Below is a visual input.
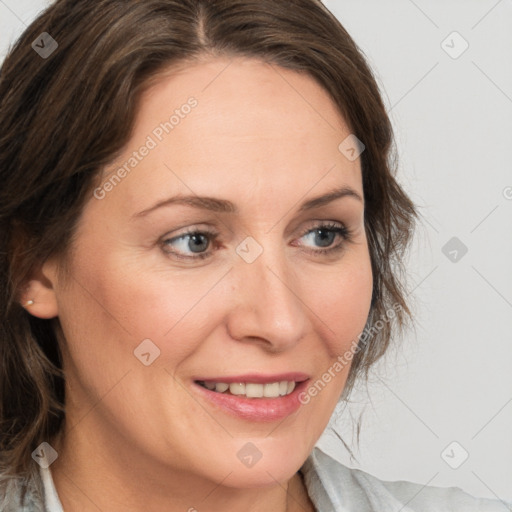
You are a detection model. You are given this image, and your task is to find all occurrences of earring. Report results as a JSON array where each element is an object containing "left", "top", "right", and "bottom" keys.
[{"left": 24, "top": 299, "right": 35, "bottom": 307}]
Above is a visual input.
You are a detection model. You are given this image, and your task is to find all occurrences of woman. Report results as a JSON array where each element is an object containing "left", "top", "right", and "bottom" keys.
[{"left": 0, "top": 0, "right": 509, "bottom": 510}]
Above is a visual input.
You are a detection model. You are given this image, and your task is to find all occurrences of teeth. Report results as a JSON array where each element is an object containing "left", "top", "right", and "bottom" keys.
[
  {"left": 263, "top": 382, "right": 280, "bottom": 397},
  {"left": 246, "top": 383, "right": 263, "bottom": 398},
  {"left": 201, "top": 380, "right": 297, "bottom": 398},
  {"left": 229, "top": 383, "right": 245, "bottom": 395},
  {"left": 215, "top": 382, "right": 229, "bottom": 393}
]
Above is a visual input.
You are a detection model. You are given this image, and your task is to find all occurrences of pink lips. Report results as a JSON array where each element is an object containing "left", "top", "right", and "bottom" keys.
[{"left": 192, "top": 372, "right": 310, "bottom": 422}]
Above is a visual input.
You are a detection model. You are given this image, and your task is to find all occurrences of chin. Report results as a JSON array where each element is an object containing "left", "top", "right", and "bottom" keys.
[
  {"left": 219, "top": 464, "right": 299, "bottom": 489},
  {"left": 204, "top": 441, "right": 309, "bottom": 488}
]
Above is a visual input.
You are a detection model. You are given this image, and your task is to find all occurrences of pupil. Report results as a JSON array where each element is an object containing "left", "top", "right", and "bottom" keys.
[
  {"left": 190, "top": 234, "right": 208, "bottom": 253},
  {"left": 316, "top": 229, "right": 334, "bottom": 248}
]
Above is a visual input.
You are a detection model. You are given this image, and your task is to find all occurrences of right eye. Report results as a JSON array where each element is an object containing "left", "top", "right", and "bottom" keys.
[{"left": 161, "top": 228, "right": 220, "bottom": 261}]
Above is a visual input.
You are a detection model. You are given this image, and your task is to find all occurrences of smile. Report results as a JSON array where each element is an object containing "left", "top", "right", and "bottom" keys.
[{"left": 192, "top": 373, "right": 310, "bottom": 422}]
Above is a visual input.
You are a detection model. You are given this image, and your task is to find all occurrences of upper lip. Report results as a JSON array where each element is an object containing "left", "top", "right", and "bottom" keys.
[{"left": 194, "top": 372, "right": 310, "bottom": 384}]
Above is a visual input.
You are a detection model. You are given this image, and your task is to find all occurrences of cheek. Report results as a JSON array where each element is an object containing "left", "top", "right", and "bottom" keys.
[
  {"left": 58, "top": 244, "right": 222, "bottom": 372},
  {"left": 302, "top": 255, "right": 373, "bottom": 356},
  {"left": 295, "top": 258, "right": 372, "bottom": 439}
]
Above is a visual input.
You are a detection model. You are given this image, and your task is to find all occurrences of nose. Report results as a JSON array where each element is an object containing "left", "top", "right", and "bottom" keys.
[{"left": 225, "top": 242, "right": 308, "bottom": 352}]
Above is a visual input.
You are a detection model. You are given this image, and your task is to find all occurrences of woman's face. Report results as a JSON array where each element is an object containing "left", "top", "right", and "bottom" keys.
[{"left": 43, "top": 57, "right": 373, "bottom": 488}]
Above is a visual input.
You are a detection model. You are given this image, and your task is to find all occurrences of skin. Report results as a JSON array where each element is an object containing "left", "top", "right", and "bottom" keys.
[{"left": 25, "top": 57, "right": 373, "bottom": 512}]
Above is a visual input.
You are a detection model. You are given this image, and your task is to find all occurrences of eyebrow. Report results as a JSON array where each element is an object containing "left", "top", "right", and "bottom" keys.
[{"left": 133, "top": 185, "right": 363, "bottom": 219}]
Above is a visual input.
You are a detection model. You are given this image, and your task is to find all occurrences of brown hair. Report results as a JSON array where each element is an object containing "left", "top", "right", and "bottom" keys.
[{"left": 0, "top": 0, "right": 417, "bottom": 499}]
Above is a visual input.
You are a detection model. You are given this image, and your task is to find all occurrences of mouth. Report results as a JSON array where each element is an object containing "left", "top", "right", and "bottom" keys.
[{"left": 192, "top": 373, "right": 310, "bottom": 422}]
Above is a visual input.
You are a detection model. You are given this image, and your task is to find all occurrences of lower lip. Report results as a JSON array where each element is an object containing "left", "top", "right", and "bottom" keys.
[{"left": 193, "top": 380, "right": 309, "bottom": 422}]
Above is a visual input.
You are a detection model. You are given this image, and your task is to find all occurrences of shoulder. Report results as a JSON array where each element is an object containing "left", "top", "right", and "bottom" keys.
[
  {"left": 0, "top": 466, "right": 46, "bottom": 512},
  {"left": 301, "top": 446, "right": 512, "bottom": 512}
]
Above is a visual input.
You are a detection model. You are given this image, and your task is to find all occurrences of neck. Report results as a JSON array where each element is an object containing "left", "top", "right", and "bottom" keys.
[{"left": 49, "top": 424, "right": 315, "bottom": 512}]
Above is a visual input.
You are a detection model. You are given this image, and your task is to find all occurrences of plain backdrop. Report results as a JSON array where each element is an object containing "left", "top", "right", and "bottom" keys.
[{"left": 1, "top": 0, "right": 511, "bottom": 503}]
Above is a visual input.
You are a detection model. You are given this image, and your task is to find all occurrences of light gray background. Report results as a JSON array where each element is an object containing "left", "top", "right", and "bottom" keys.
[{"left": 1, "top": 0, "right": 511, "bottom": 503}]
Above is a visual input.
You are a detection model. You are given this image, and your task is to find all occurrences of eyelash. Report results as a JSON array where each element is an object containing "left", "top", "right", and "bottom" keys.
[{"left": 161, "top": 222, "right": 354, "bottom": 262}]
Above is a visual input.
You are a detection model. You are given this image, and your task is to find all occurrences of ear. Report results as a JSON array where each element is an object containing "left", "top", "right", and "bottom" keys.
[{"left": 20, "top": 260, "right": 60, "bottom": 319}]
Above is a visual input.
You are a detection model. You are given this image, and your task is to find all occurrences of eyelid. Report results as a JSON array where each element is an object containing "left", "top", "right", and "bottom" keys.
[
  {"left": 297, "top": 219, "right": 345, "bottom": 235},
  {"left": 161, "top": 219, "right": 347, "bottom": 243}
]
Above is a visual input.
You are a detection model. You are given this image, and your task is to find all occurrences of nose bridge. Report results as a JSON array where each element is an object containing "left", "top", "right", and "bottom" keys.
[{"left": 226, "top": 235, "right": 307, "bottom": 349}]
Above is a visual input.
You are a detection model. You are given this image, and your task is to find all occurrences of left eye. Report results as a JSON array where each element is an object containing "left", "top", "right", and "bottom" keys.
[
  {"left": 161, "top": 222, "right": 352, "bottom": 261},
  {"left": 300, "top": 225, "right": 342, "bottom": 249}
]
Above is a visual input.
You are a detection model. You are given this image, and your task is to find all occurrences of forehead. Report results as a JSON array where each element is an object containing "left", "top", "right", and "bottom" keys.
[
  {"left": 136, "top": 56, "right": 351, "bottom": 142},
  {"left": 99, "top": 57, "right": 363, "bottom": 214}
]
